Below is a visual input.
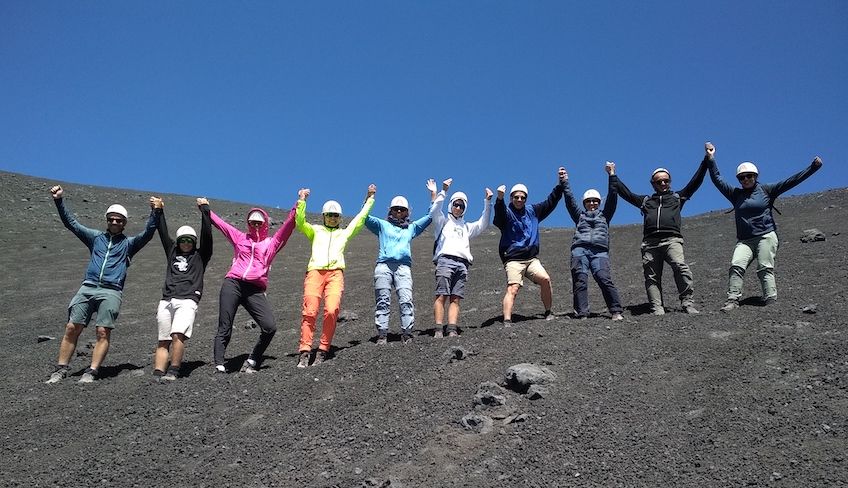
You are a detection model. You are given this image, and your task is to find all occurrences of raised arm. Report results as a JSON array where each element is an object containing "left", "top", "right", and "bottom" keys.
[
  {"left": 533, "top": 167, "right": 567, "bottom": 222},
  {"left": 345, "top": 184, "right": 377, "bottom": 239},
  {"left": 602, "top": 162, "right": 618, "bottom": 222},
  {"left": 467, "top": 187, "right": 493, "bottom": 238},
  {"left": 270, "top": 205, "right": 297, "bottom": 252},
  {"left": 560, "top": 168, "right": 581, "bottom": 224},
  {"left": 764, "top": 156, "right": 823, "bottom": 197},
  {"left": 50, "top": 185, "right": 100, "bottom": 247},
  {"left": 427, "top": 178, "right": 448, "bottom": 235},
  {"left": 127, "top": 197, "right": 162, "bottom": 257},
  {"left": 197, "top": 198, "right": 213, "bottom": 264},
  {"left": 678, "top": 151, "right": 710, "bottom": 199},
  {"left": 210, "top": 209, "right": 245, "bottom": 246},
  {"left": 155, "top": 197, "right": 174, "bottom": 254},
  {"left": 612, "top": 171, "right": 646, "bottom": 208},
  {"left": 295, "top": 188, "right": 315, "bottom": 241},
  {"left": 493, "top": 185, "right": 507, "bottom": 230},
  {"left": 704, "top": 142, "right": 735, "bottom": 200}
]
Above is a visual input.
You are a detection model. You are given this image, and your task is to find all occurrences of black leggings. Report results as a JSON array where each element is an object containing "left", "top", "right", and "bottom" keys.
[{"left": 213, "top": 278, "right": 277, "bottom": 366}]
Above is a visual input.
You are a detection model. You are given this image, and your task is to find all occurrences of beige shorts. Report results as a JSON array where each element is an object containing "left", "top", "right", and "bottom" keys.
[
  {"left": 504, "top": 258, "right": 548, "bottom": 286},
  {"left": 156, "top": 298, "right": 198, "bottom": 340}
]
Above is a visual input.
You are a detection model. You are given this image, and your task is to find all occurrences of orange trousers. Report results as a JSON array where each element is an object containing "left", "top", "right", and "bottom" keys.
[{"left": 299, "top": 269, "right": 345, "bottom": 353}]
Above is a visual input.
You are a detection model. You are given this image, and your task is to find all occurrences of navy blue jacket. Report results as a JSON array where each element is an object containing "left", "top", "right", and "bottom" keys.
[
  {"left": 707, "top": 158, "right": 820, "bottom": 240},
  {"left": 563, "top": 176, "right": 617, "bottom": 251},
  {"left": 493, "top": 182, "right": 564, "bottom": 263}
]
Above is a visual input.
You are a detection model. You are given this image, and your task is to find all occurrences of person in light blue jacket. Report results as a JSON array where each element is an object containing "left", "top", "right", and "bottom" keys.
[{"left": 365, "top": 192, "right": 433, "bottom": 344}]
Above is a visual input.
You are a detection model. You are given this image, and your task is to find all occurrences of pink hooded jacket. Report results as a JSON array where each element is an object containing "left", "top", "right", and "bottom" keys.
[{"left": 210, "top": 206, "right": 296, "bottom": 290}]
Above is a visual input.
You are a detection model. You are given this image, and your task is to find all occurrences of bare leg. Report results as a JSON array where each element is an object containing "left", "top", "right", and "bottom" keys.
[
  {"left": 170, "top": 333, "right": 187, "bottom": 368},
  {"left": 447, "top": 296, "right": 461, "bottom": 324},
  {"left": 434, "top": 295, "right": 446, "bottom": 325},
  {"left": 530, "top": 273, "right": 553, "bottom": 311},
  {"left": 89, "top": 326, "right": 111, "bottom": 370},
  {"left": 154, "top": 340, "right": 171, "bottom": 372},
  {"left": 57, "top": 322, "right": 85, "bottom": 365},
  {"left": 502, "top": 284, "right": 521, "bottom": 321}
]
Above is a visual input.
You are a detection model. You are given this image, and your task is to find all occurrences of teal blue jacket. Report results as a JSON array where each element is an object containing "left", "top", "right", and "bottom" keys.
[{"left": 365, "top": 213, "right": 432, "bottom": 266}]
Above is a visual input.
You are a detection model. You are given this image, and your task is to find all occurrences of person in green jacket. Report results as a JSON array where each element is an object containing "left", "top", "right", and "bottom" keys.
[{"left": 295, "top": 184, "right": 376, "bottom": 367}]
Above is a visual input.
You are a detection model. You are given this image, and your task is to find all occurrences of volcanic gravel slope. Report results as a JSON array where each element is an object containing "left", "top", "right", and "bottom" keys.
[{"left": 1, "top": 170, "right": 846, "bottom": 487}]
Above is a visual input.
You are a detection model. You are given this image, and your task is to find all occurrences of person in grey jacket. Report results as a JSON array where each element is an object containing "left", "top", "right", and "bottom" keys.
[
  {"left": 45, "top": 185, "right": 161, "bottom": 384},
  {"left": 562, "top": 162, "right": 624, "bottom": 321},
  {"left": 704, "top": 142, "right": 823, "bottom": 311}
]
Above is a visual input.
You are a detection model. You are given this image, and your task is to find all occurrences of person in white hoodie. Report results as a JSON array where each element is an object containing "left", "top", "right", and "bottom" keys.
[{"left": 427, "top": 178, "right": 493, "bottom": 337}]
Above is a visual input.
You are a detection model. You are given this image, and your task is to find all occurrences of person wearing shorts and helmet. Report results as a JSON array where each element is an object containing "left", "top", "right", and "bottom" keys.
[
  {"left": 703, "top": 142, "right": 823, "bottom": 311},
  {"left": 152, "top": 197, "right": 213, "bottom": 381},
  {"left": 294, "top": 184, "right": 376, "bottom": 367},
  {"left": 561, "top": 162, "right": 624, "bottom": 321},
  {"left": 45, "top": 185, "right": 161, "bottom": 384},
  {"left": 427, "top": 177, "right": 493, "bottom": 337},
  {"left": 493, "top": 167, "right": 567, "bottom": 325}
]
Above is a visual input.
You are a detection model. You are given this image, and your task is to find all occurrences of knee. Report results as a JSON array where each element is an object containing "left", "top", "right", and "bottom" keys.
[
  {"left": 505, "top": 285, "right": 520, "bottom": 297},
  {"left": 95, "top": 327, "right": 111, "bottom": 341}
]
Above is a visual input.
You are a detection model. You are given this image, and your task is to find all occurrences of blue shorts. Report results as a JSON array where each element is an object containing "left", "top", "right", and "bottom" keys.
[
  {"left": 68, "top": 284, "right": 123, "bottom": 328},
  {"left": 434, "top": 255, "right": 469, "bottom": 298}
]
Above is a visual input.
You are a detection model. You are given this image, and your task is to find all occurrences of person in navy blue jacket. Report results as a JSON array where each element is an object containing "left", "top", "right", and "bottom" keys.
[
  {"left": 493, "top": 167, "right": 567, "bottom": 325},
  {"left": 45, "top": 185, "right": 161, "bottom": 384},
  {"left": 562, "top": 162, "right": 624, "bottom": 321},
  {"left": 704, "top": 142, "right": 823, "bottom": 311}
]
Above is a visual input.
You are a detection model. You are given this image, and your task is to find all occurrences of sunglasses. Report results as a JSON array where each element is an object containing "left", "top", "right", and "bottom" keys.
[
  {"left": 512, "top": 195, "right": 527, "bottom": 201},
  {"left": 324, "top": 213, "right": 340, "bottom": 218},
  {"left": 390, "top": 206, "right": 408, "bottom": 212},
  {"left": 737, "top": 173, "right": 756, "bottom": 181},
  {"left": 248, "top": 221, "right": 263, "bottom": 227},
  {"left": 177, "top": 237, "right": 195, "bottom": 244},
  {"left": 652, "top": 179, "right": 670, "bottom": 185},
  {"left": 106, "top": 217, "right": 126, "bottom": 224},
  {"left": 452, "top": 202, "right": 466, "bottom": 209},
  {"left": 584, "top": 199, "right": 601, "bottom": 204}
]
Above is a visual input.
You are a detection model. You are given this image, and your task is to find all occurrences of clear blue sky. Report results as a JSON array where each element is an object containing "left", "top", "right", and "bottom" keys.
[{"left": 2, "top": 1, "right": 845, "bottom": 226}]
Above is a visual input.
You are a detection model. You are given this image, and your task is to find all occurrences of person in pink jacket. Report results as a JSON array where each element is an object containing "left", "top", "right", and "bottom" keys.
[{"left": 210, "top": 204, "right": 296, "bottom": 373}]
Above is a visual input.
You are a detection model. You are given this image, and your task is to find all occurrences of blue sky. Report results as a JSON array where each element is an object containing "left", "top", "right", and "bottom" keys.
[{"left": 2, "top": 1, "right": 845, "bottom": 226}]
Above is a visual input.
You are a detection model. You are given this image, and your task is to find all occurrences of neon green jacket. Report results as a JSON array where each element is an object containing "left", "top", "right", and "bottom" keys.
[{"left": 296, "top": 196, "right": 375, "bottom": 271}]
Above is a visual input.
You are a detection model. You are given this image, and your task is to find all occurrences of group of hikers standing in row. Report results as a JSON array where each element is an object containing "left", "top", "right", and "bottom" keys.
[{"left": 44, "top": 143, "right": 822, "bottom": 383}]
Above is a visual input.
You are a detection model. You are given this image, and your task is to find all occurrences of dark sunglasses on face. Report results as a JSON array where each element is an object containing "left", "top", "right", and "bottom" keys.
[
  {"left": 107, "top": 217, "right": 126, "bottom": 224},
  {"left": 248, "top": 221, "right": 263, "bottom": 227},
  {"left": 652, "top": 179, "right": 670, "bottom": 185},
  {"left": 324, "top": 213, "right": 340, "bottom": 218},
  {"left": 452, "top": 202, "right": 465, "bottom": 209},
  {"left": 390, "top": 206, "right": 408, "bottom": 212},
  {"left": 737, "top": 173, "right": 756, "bottom": 181},
  {"left": 512, "top": 195, "right": 526, "bottom": 201},
  {"left": 177, "top": 237, "right": 195, "bottom": 244},
  {"left": 585, "top": 199, "right": 600, "bottom": 204}
]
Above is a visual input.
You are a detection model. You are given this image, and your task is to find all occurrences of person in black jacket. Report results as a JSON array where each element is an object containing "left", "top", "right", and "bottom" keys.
[
  {"left": 153, "top": 197, "right": 213, "bottom": 381},
  {"left": 614, "top": 148, "right": 709, "bottom": 315}
]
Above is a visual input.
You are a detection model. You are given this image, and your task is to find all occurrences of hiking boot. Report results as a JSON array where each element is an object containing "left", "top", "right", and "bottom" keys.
[
  {"left": 447, "top": 329, "right": 459, "bottom": 337},
  {"left": 78, "top": 368, "right": 97, "bottom": 384},
  {"left": 544, "top": 310, "right": 555, "bottom": 321},
  {"left": 610, "top": 312, "right": 624, "bottom": 321},
  {"left": 651, "top": 307, "right": 666, "bottom": 316},
  {"left": 297, "top": 352, "right": 310, "bottom": 368},
  {"left": 161, "top": 366, "right": 179, "bottom": 381},
  {"left": 401, "top": 334, "right": 413, "bottom": 345},
  {"left": 433, "top": 328, "right": 444, "bottom": 339},
  {"left": 312, "top": 350, "right": 326, "bottom": 366},
  {"left": 721, "top": 300, "right": 739, "bottom": 312},
  {"left": 45, "top": 366, "right": 69, "bottom": 384},
  {"left": 503, "top": 319, "right": 512, "bottom": 328},
  {"left": 376, "top": 335, "right": 388, "bottom": 346},
  {"left": 240, "top": 359, "right": 258, "bottom": 374},
  {"left": 215, "top": 364, "right": 227, "bottom": 374},
  {"left": 763, "top": 297, "right": 777, "bottom": 306},
  {"left": 683, "top": 304, "right": 700, "bottom": 314}
]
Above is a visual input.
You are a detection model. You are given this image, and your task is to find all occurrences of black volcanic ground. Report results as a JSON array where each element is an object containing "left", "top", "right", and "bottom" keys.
[{"left": 1, "top": 170, "right": 846, "bottom": 487}]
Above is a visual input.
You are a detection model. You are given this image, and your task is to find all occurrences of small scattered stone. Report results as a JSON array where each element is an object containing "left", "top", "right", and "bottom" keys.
[
  {"left": 37, "top": 335, "right": 55, "bottom": 343},
  {"left": 338, "top": 310, "right": 358, "bottom": 323},
  {"left": 801, "top": 304, "right": 817, "bottom": 314},
  {"left": 800, "top": 229, "right": 826, "bottom": 243},
  {"left": 502, "top": 363, "right": 557, "bottom": 393},
  {"left": 460, "top": 414, "right": 493, "bottom": 434},
  {"left": 244, "top": 320, "right": 257, "bottom": 329},
  {"left": 526, "top": 385, "right": 550, "bottom": 400}
]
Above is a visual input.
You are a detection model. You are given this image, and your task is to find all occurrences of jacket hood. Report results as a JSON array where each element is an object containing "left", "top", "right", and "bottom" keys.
[
  {"left": 245, "top": 207, "right": 270, "bottom": 240},
  {"left": 449, "top": 192, "right": 468, "bottom": 218}
]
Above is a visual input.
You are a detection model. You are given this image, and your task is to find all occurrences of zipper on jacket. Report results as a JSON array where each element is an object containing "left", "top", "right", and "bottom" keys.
[
  {"left": 325, "top": 227, "right": 335, "bottom": 268},
  {"left": 98, "top": 235, "right": 113, "bottom": 284},
  {"left": 655, "top": 195, "right": 662, "bottom": 232},
  {"left": 242, "top": 241, "right": 255, "bottom": 280}
]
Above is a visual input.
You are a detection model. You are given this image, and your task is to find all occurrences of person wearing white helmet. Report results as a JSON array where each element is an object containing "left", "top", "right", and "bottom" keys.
[
  {"left": 614, "top": 146, "right": 710, "bottom": 315},
  {"left": 151, "top": 197, "right": 214, "bottom": 381},
  {"left": 45, "top": 185, "right": 161, "bottom": 384},
  {"left": 704, "top": 142, "right": 823, "bottom": 311},
  {"left": 493, "top": 167, "right": 567, "bottom": 325},
  {"left": 365, "top": 189, "right": 435, "bottom": 344},
  {"left": 427, "top": 177, "right": 493, "bottom": 337},
  {"left": 561, "top": 162, "right": 624, "bottom": 321},
  {"left": 294, "top": 184, "right": 376, "bottom": 367}
]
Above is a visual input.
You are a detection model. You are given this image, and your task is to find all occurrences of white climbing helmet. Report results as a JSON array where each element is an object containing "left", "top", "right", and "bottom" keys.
[
  {"left": 322, "top": 200, "right": 342, "bottom": 215},
  {"left": 736, "top": 162, "right": 759, "bottom": 176},
  {"left": 105, "top": 204, "right": 128, "bottom": 220},
  {"left": 582, "top": 189, "right": 601, "bottom": 202},
  {"left": 176, "top": 226, "right": 197, "bottom": 241},
  {"left": 389, "top": 196, "right": 409, "bottom": 210},
  {"left": 509, "top": 184, "right": 528, "bottom": 197}
]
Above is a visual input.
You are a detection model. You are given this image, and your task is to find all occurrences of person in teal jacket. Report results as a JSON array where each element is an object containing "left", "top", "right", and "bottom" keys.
[
  {"left": 704, "top": 142, "right": 823, "bottom": 311},
  {"left": 365, "top": 191, "right": 433, "bottom": 344}
]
